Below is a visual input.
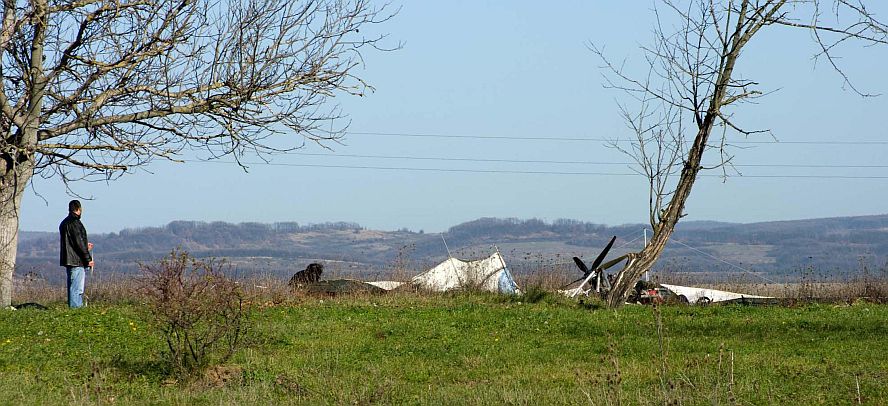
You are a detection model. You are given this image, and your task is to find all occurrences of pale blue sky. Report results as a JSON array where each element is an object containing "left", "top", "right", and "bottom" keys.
[{"left": 20, "top": 1, "right": 888, "bottom": 233}]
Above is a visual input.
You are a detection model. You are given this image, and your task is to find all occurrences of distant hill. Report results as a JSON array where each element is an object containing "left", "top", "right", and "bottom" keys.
[
  {"left": 16, "top": 215, "right": 888, "bottom": 284},
  {"left": 18, "top": 231, "right": 55, "bottom": 242}
]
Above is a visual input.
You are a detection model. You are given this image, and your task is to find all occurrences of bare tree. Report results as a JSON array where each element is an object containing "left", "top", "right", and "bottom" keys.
[
  {"left": 0, "top": 0, "right": 396, "bottom": 307},
  {"left": 593, "top": 0, "right": 888, "bottom": 307}
]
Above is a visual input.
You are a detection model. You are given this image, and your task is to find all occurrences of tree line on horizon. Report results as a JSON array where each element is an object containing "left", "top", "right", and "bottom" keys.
[{"left": 14, "top": 215, "right": 888, "bottom": 285}]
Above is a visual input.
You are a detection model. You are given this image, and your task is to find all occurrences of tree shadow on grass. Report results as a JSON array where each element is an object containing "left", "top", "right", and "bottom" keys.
[{"left": 106, "top": 356, "right": 170, "bottom": 383}]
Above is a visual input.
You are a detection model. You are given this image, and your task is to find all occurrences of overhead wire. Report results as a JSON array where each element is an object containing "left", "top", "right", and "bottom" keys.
[
  {"left": 174, "top": 131, "right": 882, "bottom": 280},
  {"left": 183, "top": 160, "right": 636, "bottom": 176},
  {"left": 347, "top": 131, "right": 888, "bottom": 145},
  {"left": 547, "top": 230, "right": 647, "bottom": 266},
  {"left": 184, "top": 159, "right": 888, "bottom": 179},
  {"left": 542, "top": 229, "right": 782, "bottom": 285},
  {"left": 173, "top": 129, "right": 888, "bottom": 179},
  {"left": 167, "top": 128, "right": 888, "bottom": 178},
  {"left": 287, "top": 151, "right": 888, "bottom": 169},
  {"left": 667, "top": 237, "right": 779, "bottom": 284},
  {"left": 180, "top": 154, "right": 859, "bottom": 282}
]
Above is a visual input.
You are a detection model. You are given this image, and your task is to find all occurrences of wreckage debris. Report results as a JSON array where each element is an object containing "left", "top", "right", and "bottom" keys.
[
  {"left": 560, "top": 237, "right": 772, "bottom": 305},
  {"left": 659, "top": 284, "right": 772, "bottom": 305},
  {"left": 303, "top": 279, "right": 388, "bottom": 296},
  {"left": 291, "top": 251, "right": 522, "bottom": 296},
  {"left": 288, "top": 262, "right": 389, "bottom": 296},
  {"left": 283, "top": 245, "right": 768, "bottom": 304},
  {"left": 408, "top": 251, "right": 520, "bottom": 294}
]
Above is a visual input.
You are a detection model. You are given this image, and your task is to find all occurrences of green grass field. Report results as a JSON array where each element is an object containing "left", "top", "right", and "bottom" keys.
[{"left": 1, "top": 293, "right": 886, "bottom": 405}]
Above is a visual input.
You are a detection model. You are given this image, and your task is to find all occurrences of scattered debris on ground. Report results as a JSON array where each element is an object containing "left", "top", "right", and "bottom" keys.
[{"left": 303, "top": 279, "right": 388, "bottom": 296}]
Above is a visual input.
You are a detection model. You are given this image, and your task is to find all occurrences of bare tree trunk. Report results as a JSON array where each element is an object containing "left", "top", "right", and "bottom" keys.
[
  {"left": 598, "top": 1, "right": 888, "bottom": 307},
  {"left": 606, "top": 105, "right": 727, "bottom": 305},
  {"left": 1, "top": 13, "right": 42, "bottom": 305},
  {"left": 612, "top": 98, "right": 740, "bottom": 306},
  {"left": 0, "top": 162, "right": 32, "bottom": 308},
  {"left": 603, "top": 2, "right": 752, "bottom": 306},
  {"left": 0, "top": 0, "right": 47, "bottom": 307},
  {"left": 607, "top": 231, "right": 671, "bottom": 307}
]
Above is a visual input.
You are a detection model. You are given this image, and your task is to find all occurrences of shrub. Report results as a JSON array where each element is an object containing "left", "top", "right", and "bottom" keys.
[
  {"left": 517, "top": 284, "right": 549, "bottom": 304},
  {"left": 138, "top": 249, "right": 248, "bottom": 377}
]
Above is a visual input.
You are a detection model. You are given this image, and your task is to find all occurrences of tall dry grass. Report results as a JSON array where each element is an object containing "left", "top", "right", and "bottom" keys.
[{"left": 12, "top": 252, "right": 888, "bottom": 306}]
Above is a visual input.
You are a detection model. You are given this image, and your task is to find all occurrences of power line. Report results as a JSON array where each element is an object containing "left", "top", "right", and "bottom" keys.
[
  {"left": 348, "top": 131, "right": 888, "bottom": 145},
  {"left": 292, "top": 152, "right": 629, "bottom": 165},
  {"left": 348, "top": 131, "right": 612, "bottom": 142},
  {"left": 288, "top": 151, "right": 888, "bottom": 169},
  {"left": 184, "top": 160, "right": 636, "bottom": 176},
  {"left": 554, "top": 231, "right": 647, "bottom": 265},
  {"left": 615, "top": 232, "right": 646, "bottom": 250},
  {"left": 668, "top": 237, "right": 778, "bottom": 284},
  {"left": 185, "top": 159, "right": 888, "bottom": 179}
]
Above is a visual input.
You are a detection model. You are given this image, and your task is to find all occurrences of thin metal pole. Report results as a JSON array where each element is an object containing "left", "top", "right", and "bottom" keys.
[
  {"left": 493, "top": 245, "right": 516, "bottom": 293},
  {"left": 643, "top": 228, "right": 650, "bottom": 282},
  {"left": 441, "top": 235, "right": 453, "bottom": 258},
  {"left": 441, "top": 235, "right": 463, "bottom": 286}
]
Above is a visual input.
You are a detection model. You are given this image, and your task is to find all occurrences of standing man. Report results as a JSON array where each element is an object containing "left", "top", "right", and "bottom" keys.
[{"left": 60, "top": 200, "right": 93, "bottom": 308}]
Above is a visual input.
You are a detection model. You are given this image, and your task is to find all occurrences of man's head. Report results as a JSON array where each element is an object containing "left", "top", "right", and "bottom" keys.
[{"left": 68, "top": 200, "right": 82, "bottom": 215}]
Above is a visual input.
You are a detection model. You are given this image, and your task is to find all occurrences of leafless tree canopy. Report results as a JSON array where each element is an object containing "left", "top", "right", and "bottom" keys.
[
  {"left": 592, "top": 0, "right": 887, "bottom": 306},
  {"left": 1, "top": 0, "right": 393, "bottom": 183},
  {"left": 0, "top": 0, "right": 394, "bottom": 307}
]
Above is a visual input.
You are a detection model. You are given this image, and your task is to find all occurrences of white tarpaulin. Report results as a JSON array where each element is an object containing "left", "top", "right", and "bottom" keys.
[
  {"left": 661, "top": 284, "right": 771, "bottom": 303},
  {"left": 411, "top": 252, "right": 521, "bottom": 294},
  {"left": 366, "top": 281, "right": 404, "bottom": 291}
]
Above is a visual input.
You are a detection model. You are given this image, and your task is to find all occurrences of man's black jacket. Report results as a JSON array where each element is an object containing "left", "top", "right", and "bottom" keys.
[{"left": 59, "top": 212, "right": 91, "bottom": 267}]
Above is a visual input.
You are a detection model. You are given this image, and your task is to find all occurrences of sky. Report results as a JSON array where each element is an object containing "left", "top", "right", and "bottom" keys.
[{"left": 19, "top": 1, "right": 888, "bottom": 233}]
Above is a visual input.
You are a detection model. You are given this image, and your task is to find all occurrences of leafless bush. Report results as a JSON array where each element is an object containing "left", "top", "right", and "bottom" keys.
[
  {"left": 510, "top": 251, "right": 577, "bottom": 291},
  {"left": 87, "top": 273, "right": 144, "bottom": 305},
  {"left": 385, "top": 244, "right": 418, "bottom": 283},
  {"left": 12, "top": 268, "right": 60, "bottom": 304},
  {"left": 138, "top": 250, "right": 248, "bottom": 377},
  {"left": 242, "top": 273, "right": 300, "bottom": 307}
]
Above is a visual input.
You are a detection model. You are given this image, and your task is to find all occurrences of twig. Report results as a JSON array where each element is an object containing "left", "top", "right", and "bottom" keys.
[{"left": 856, "top": 374, "right": 862, "bottom": 404}]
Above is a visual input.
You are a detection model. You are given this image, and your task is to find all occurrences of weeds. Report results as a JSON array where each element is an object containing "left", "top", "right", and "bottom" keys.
[
  {"left": 518, "top": 284, "right": 549, "bottom": 304},
  {"left": 138, "top": 249, "right": 249, "bottom": 378}
]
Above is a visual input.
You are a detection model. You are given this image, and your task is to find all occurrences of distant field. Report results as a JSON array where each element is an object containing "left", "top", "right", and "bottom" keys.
[{"left": 1, "top": 293, "right": 886, "bottom": 405}]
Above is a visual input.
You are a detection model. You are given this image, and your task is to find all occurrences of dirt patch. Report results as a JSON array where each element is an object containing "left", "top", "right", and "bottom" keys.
[{"left": 199, "top": 365, "right": 243, "bottom": 388}]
